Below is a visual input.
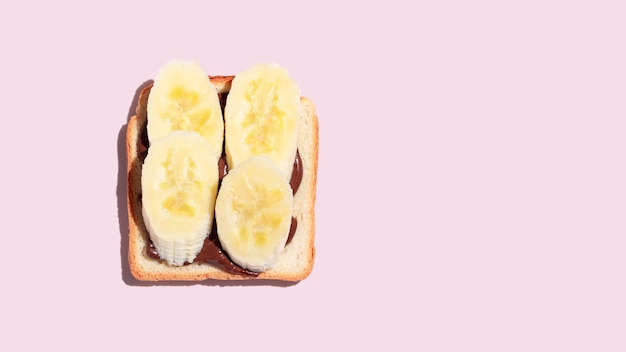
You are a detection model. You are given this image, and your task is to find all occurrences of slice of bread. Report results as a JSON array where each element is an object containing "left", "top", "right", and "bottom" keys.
[{"left": 126, "top": 75, "right": 318, "bottom": 281}]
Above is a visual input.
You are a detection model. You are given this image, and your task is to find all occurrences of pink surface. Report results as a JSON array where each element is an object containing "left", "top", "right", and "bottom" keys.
[{"left": 2, "top": 1, "right": 625, "bottom": 350}]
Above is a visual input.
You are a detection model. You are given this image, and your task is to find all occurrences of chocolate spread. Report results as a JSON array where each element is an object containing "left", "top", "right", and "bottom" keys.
[{"left": 139, "top": 90, "right": 303, "bottom": 277}]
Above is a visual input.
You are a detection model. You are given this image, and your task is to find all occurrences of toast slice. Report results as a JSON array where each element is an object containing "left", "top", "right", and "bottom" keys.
[{"left": 126, "top": 75, "right": 318, "bottom": 281}]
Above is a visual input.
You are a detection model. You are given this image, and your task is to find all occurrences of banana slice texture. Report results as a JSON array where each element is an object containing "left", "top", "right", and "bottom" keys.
[
  {"left": 224, "top": 63, "right": 300, "bottom": 180},
  {"left": 215, "top": 157, "right": 294, "bottom": 272},
  {"left": 147, "top": 60, "right": 224, "bottom": 155},
  {"left": 142, "top": 131, "right": 219, "bottom": 266}
]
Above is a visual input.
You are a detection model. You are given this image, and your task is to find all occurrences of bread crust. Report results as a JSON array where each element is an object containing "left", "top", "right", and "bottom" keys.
[{"left": 126, "top": 75, "right": 317, "bottom": 281}]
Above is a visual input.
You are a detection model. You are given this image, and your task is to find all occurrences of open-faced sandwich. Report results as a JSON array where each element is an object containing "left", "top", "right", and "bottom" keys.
[{"left": 126, "top": 61, "right": 318, "bottom": 281}]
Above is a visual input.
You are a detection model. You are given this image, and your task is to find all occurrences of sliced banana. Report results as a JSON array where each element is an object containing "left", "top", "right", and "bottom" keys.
[
  {"left": 224, "top": 63, "right": 300, "bottom": 179},
  {"left": 215, "top": 157, "right": 294, "bottom": 272},
  {"left": 147, "top": 60, "right": 224, "bottom": 155},
  {"left": 141, "top": 131, "right": 219, "bottom": 266}
]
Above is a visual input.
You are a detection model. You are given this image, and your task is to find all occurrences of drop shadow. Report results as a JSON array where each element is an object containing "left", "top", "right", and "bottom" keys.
[{"left": 116, "top": 80, "right": 298, "bottom": 288}]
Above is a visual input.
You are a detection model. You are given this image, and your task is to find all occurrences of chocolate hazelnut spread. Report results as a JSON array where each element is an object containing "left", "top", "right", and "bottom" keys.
[
  {"left": 147, "top": 220, "right": 258, "bottom": 277},
  {"left": 290, "top": 151, "right": 303, "bottom": 195},
  {"left": 139, "top": 89, "right": 302, "bottom": 277},
  {"left": 287, "top": 216, "right": 297, "bottom": 245}
]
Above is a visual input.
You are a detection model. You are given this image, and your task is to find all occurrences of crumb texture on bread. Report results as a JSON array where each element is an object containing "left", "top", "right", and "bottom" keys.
[{"left": 126, "top": 76, "right": 317, "bottom": 281}]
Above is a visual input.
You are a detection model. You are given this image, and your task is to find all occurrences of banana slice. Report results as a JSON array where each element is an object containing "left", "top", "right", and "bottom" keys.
[
  {"left": 141, "top": 131, "right": 219, "bottom": 266},
  {"left": 147, "top": 60, "right": 224, "bottom": 155},
  {"left": 215, "top": 157, "right": 294, "bottom": 272},
  {"left": 224, "top": 63, "right": 300, "bottom": 179}
]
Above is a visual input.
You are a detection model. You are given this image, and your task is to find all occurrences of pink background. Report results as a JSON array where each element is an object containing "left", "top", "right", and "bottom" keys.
[{"left": 1, "top": 0, "right": 625, "bottom": 350}]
